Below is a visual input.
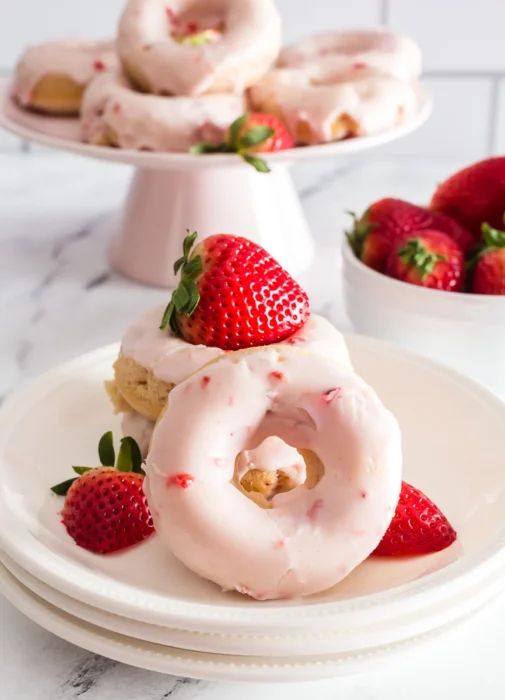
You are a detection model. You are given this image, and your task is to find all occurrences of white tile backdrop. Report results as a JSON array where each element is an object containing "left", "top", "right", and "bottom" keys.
[{"left": 1, "top": 0, "right": 505, "bottom": 157}]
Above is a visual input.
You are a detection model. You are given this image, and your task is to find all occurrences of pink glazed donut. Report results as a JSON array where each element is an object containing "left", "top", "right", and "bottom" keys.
[
  {"left": 144, "top": 346, "right": 402, "bottom": 600},
  {"left": 117, "top": 0, "right": 282, "bottom": 96},
  {"left": 249, "top": 65, "right": 419, "bottom": 145},
  {"left": 278, "top": 29, "right": 422, "bottom": 83},
  {"left": 81, "top": 70, "right": 246, "bottom": 151}
]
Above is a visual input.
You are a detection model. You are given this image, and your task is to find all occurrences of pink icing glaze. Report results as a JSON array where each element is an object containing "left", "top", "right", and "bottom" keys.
[
  {"left": 81, "top": 69, "right": 246, "bottom": 152},
  {"left": 117, "top": 0, "right": 281, "bottom": 96},
  {"left": 248, "top": 65, "right": 420, "bottom": 144},
  {"left": 118, "top": 303, "right": 352, "bottom": 386},
  {"left": 144, "top": 347, "right": 402, "bottom": 600},
  {"left": 278, "top": 30, "right": 422, "bottom": 83},
  {"left": 12, "top": 38, "right": 117, "bottom": 107}
]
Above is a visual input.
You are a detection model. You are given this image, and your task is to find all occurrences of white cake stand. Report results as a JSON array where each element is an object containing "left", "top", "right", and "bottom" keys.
[{"left": 0, "top": 83, "right": 432, "bottom": 288}]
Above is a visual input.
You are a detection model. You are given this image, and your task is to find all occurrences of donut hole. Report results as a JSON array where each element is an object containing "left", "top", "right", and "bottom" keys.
[
  {"left": 233, "top": 434, "right": 325, "bottom": 510},
  {"left": 167, "top": 0, "right": 226, "bottom": 44}
]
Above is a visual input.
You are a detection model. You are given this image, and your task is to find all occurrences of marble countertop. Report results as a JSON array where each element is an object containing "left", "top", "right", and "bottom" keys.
[{"left": 1, "top": 150, "right": 504, "bottom": 699}]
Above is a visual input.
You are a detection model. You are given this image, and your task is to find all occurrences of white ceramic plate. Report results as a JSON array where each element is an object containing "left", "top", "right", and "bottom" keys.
[
  {"left": 1, "top": 338, "right": 505, "bottom": 636},
  {"left": 1, "top": 562, "right": 495, "bottom": 682},
  {"left": 0, "top": 83, "right": 432, "bottom": 170},
  {"left": 3, "top": 546, "right": 505, "bottom": 658}
]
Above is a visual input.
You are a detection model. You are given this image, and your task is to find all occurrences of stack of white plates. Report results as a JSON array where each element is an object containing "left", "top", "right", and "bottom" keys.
[{"left": 1, "top": 337, "right": 505, "bottom": 682}]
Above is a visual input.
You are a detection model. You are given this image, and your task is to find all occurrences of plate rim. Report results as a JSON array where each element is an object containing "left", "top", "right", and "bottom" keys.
[
  {"left": 1, "top": 335, "right": 505, "bottom": 633},
  {"left": 0, "top": 561, "right": 493, "bottom": 683},
  {"left": 0, "top": 81, "right": 433, "bottom": 170}
]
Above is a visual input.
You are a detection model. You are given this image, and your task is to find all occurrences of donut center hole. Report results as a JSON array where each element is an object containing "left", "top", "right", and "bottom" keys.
[
  {"left": 233, "top": 433, "right": 325, "bottom": 510},
  {"left": 167, "top": 2, "right": 225, "bottom": 44}
]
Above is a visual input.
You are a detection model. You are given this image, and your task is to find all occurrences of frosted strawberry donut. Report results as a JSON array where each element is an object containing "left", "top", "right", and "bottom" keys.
[
  {"left": 106, "top": 303, "right": 352, "bottom": 422},
  {"left": 248, "top": 65, "right": 419, "bottom": 145},
  {"left": 12, "top": 39, "right": 117, "bottom": 116},
  {"left": 278, "top": 30, "right": 422, "bottom": 83},
  {"left": 144, "top": 346, "right": 402, "bottom": 600},
  {"left": 81, "top": 70, "right": 246, "bottom": 151},
  {"left": 116, "top": 0, "right": 281, "bottom": 96}
]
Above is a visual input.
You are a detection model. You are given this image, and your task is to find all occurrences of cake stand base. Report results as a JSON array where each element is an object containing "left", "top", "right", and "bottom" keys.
[{"left": 108, "top": 164, "right": 314, "bottom": 288}]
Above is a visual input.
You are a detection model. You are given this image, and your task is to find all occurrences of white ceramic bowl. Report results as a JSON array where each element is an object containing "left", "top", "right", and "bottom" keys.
[{"left": 342, "top": 239, "right": 505, "bottom": 397}]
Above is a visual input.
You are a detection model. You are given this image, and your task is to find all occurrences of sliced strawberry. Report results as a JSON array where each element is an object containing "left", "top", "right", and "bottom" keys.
[
  {"left": 373, "top": 481, "right": 457, "bottom": 557},
  {"left": 191, "top": 112, "right": 294, "bottom": 172},
  {"left": 160, "top": 231, "right": 310, "bottom": 350},
  {"left": 431, "top": 157, "right": 505, "bottom": 240},
  {"left": 347, "top": 198, "right": 474, "bottom": 272},
  {"left": 386, "top": 229, "right": 465, "bottom": 291},
  {"left": 51, "top": 432, "right": 154, "bottom": 554}
]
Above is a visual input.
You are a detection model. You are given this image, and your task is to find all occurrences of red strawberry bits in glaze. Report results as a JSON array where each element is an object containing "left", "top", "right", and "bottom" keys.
[
  {"left": 166, "top": 473, "right": 195, "bottom": 489},
  {"left": 160, "top": 231, "right": 310, "bottom": 351}
]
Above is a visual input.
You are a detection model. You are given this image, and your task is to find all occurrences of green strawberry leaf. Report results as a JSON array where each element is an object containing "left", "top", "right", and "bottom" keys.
[
  {"left": 120, "top": 436, "right": 144, "bottom": 474},
  {"left": 160, "top": 300, "right": 175, "bottom": 331},
  {"left": 398, "top": 239, "right": 446, "bottom": 280},
  {"left": 239, "top": 126, "right": 275, "bottom": 149},
  {"left": 98, "top": 431, "right": 115, "bottom": 467},
  {"left": 241, "top": 153, "right": 271, "bottom": 173},
  {"left": 50, "top": 477, "right": 78, "bottom": 496},
  {"left": 116, "top": 439, "right": 133, "bottom": 473},
  {"left": 481, "top": 222, "right": 505, "bottom": 249},
  {"left": 72, "top": 466, "right": 94, "bottom": 475},
  {"left": 190, "top": 142, "right": 230, "bottom": 155},
  {"left": 344, "top": 208, "right": 375, "bottom": 259},
  {"left": 190, "top": 142, "right": 219, "bottom": 154},
  {"left": 182, "top": 256, "right": 202, "bottom": 276},
  {"left": 172, "top": 280, "right": 191, "bottom": 311},
  {"left": 183, "top": 231, "right": 198, "bottom": 258},
  {"left": 173, "top": 256, "right": 186, "bottom": 275},
  {"left": 183, "top": 278, "right": 200, "bottom": 316},
  {"left": 227, "top": 114, "right": 248, "bottom": 150},
  {"left": 160, "top": 231, "right": 202, "bottom": 333}
]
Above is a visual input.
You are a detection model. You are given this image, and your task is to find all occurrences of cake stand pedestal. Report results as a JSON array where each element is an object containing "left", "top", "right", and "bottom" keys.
[
  {"left": 109, "top": 163, "right": 311, "bottom": 287},
  {"left": 0, "top": 83, "right": 431, "bottom": 288}
]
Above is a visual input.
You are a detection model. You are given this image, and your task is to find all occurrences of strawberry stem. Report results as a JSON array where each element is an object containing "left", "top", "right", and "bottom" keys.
[
  {"left": 160, "top": 231, "right": 202, "bottom": 334},
  {"left": 398, "top": 239, "right": 446, "bottom": 280}
]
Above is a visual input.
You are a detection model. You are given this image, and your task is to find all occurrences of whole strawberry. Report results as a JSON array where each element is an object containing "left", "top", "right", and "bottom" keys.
[
  {"left": 469, "top": 223, "right": 505, "bottom": 295},
  {"left": 347, "top": 198, "right": 474, "bottom": 272},
  {"left": 431, "top": 157, "right": 505, "bottom": 240},
  {"left": 191, "top": 112, "right": 294, "bottom": 172},
  {"left": 51, "top": 432, "right": 154, "bottom": 554},
  {"left": 160, "top": 231, "right": 311, "bottom": 350},
  {"left": 386, "top": 230, "right": 465, "bottom": 291},
  {"left": 373, "top": 481, "right": 457, "bottom": 557}
]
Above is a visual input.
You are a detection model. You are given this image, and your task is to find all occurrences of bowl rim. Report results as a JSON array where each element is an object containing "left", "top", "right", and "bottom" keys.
[{"left": 341, "top": 237, "right": 505, "bottom": 305}]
